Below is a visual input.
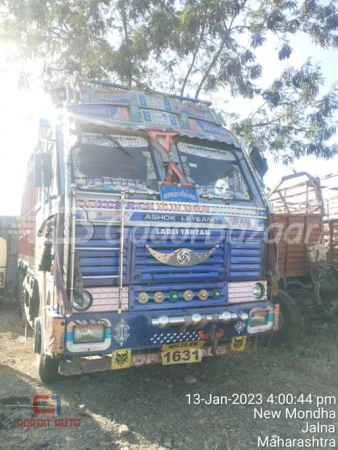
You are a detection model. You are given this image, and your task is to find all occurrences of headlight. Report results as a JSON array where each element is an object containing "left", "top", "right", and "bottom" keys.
[
  {"left": 252, "top": 283, "right": 265, "bottom": 299},
  {"left": 73, "top": 324, "right": 105, "bottom": 344},
  {"left": 250, "top": 310, "right": 268, "bottom": 327},
  {"left": 73, "top": 290, "right": 93, "bottom": 311}
]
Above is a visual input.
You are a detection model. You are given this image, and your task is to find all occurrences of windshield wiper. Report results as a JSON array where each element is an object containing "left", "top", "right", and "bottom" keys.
[
  {"left": 77, "top": 184, "right": 159, "bottom": 198},
  {"left": 101, "top": 134, "right": 134, "bottom": 159},
  {"left": 200, "top": 193, "right": 231, "bottom": 203}
]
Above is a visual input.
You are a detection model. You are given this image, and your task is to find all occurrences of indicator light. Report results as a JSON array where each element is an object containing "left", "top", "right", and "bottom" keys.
[
  {"left": 154, "top": 291, "right": 165, "bottom": 303},
  {"left": 212, "top": 288, "right": 221, "bottom": 299},
  {"left": 183, "top": 290, "right": 194, "bottom": 301},
  {"left": 138, "top": 292, "right": 149, "bottom": 304},
  {"left": 169, "top": 291, "right": 179, "bottom": 302},
  {"left": 198, "top": 289, "right": 208, "bottom": 301}
]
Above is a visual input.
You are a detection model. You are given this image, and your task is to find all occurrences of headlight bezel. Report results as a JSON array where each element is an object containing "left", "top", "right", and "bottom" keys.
[{"left": 247, "top": 307, "right": 274, "bottom": 334}]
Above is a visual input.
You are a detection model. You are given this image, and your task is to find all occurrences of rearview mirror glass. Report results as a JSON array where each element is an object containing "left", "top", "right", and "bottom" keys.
[{"left": 250, "top": 147, "right": 268, "bottom": 178}]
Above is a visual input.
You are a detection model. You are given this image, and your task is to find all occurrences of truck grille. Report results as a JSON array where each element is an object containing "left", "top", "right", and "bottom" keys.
[
  {"left": 228, "top": 230, "right": 264, "bottom": 280},
  {"left": 75, "top": 224, "right": 129, "bottom": 288},
  {"left": 130, "top": 227, "right": 227, "bottom": 310},
  {"left": 75, "top": 225, "right": 264, "bottom": 309}
]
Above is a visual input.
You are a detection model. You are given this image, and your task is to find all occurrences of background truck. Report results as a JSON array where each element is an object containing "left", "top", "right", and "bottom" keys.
[
  {"left": 0, "top": 216, "right": 19, "bottom": 307},
  {"left": 0, "top": 237, "right": 7, "bottom": 305},
  {"left": 268, "top": 172, "right": 338, "bottom": 322},
  {"left": 16, "top": 79, "right": 283, "bottom": 382}
]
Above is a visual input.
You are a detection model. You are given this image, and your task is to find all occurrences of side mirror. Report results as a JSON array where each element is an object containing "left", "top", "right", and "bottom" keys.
[
  {"left": 250, "top": 147, "right": 268, "bottom": 178},
  {"left": 34, "top": 153, "right": 52, "bottom": 188}
]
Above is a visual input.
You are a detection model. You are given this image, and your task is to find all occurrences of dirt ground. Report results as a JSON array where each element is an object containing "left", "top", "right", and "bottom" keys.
[{"left": 1, "top": 303, "right": 338, "bottom": 450}]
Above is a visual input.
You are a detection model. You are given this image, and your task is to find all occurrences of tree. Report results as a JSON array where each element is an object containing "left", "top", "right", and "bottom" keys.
[
  {"left": 1, "top": 0, "right": 338, "bottom": 161},
  {"left": 231, "top": 61, "right": 338, "bottom": 162}
]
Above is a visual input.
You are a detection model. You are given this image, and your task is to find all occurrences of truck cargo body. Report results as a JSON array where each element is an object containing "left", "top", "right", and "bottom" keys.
[{"left": 268, "top": 172, "right": 338, "bottom": 318}]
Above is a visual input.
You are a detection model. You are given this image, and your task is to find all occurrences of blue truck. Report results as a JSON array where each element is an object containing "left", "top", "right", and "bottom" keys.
[{"left": 17, "top": 80, "right": 286, "bottom": 381}]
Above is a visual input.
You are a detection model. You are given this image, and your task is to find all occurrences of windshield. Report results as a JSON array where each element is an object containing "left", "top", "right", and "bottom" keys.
[
  {"left": 176, "top": 141, "right": 250, "bottom": 200},
  {"left": 72, "top": 133, "right": 157, "bottom": 192}
]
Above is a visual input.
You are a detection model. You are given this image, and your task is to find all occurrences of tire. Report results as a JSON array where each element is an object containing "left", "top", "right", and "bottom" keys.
[
  {"left": 29, "top": 282, "right": 40, "bottom": 324},
  {"left": 19, "top": 289, "right": 30, "bottom": 329},
  {"left": 36, "top": 315, "right": 60, "bottom": 382},
  {"left": 270, "top": 290, "right": 301, "bottom": 346},
  {"left": 33, "top": 317, "right": 42, "bottom": 354},
  {"left": 37, "top": 354, "right": 60, "bottom": 382},
  {"left": 15, "top": 271, "right": 25, "bottom": 308}
]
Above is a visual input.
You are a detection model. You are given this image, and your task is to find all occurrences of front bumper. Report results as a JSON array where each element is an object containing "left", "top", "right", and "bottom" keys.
[
  {"left": 45, "top": 301, "right": 279, "bottom": 376},
  {"left": 62, "top": 301, "right": 275, "bottom": 356},
  {"left": 59, "top": 338, "right": 255, "bottom": 376}
]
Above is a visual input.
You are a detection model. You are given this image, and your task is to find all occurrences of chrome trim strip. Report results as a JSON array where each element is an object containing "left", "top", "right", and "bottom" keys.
[
  {"left": 70, "top": 186, "right": 77, "bottom": 306},
  {"left": 151, "top": 311, "right": 249, "bottom": 328},
  {"left": 118, "top": 191, "right": 126, "bottom": 313},
  {"left": 82, "top": 275, "right": 119, "bottom": 279},
  {"left": 75, "top": 247, "right": 119, "bottom": 251}
]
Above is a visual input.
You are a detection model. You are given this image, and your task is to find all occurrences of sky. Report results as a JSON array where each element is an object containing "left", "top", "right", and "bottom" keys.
[{"left": 0, "top": 25, "right": 337, "bottom": 216}]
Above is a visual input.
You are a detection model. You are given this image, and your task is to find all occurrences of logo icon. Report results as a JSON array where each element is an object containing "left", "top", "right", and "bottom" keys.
[
  {"left": 146, "top": 245, "right": 219, "bottom": 267},
  {"left": 176, "top": 249, "right": 191, "bottom": 265},
  {"left": 33, "top": 395, "right": 61, "bottom": 416}
]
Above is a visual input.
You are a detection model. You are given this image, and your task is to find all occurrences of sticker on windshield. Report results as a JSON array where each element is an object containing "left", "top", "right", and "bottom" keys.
[
  {"left": 82, "top": 178, "right": 148, "bottom": 191},
  {"left": 82, "top": 133, "right": 148, "bottom": 148},
  {"left": 159, "top": 186, "right": 200, "bottom": 203},
  {"left": 177, "top": 142, "right": 236, "bottom": 161}
]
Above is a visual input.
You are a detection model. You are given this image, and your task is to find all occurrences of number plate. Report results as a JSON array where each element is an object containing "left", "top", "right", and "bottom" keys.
[{"left": 161, "top": 341, "right": 204, "bottom": 365}]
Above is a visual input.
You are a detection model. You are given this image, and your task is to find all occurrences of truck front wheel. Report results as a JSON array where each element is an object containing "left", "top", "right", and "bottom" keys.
[
  {"left": 34, "top": 317, "right": 60, "bottom": 382},
  {"left": 270, "top": 290, "right": 301, "bottom": 346},
  {"left": 37, "top": 354, "right": 60, "bottom": 382}
]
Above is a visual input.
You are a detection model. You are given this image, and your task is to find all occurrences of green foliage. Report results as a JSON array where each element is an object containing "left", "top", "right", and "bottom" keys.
[
  {"left": 0, "top": 0, "right": 338, "bottom": 160},
  {"left": 232, "top": 61, "right": 338, "bottom": 162}
]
